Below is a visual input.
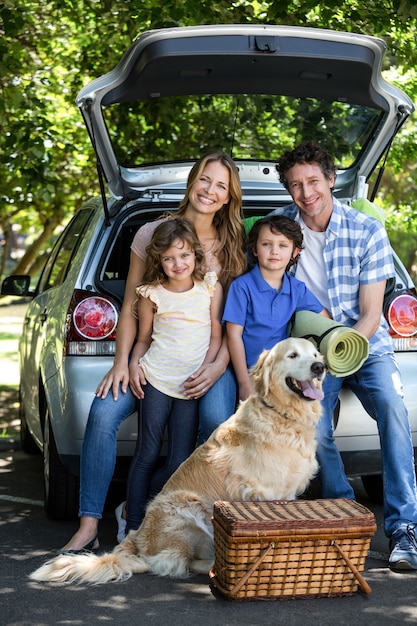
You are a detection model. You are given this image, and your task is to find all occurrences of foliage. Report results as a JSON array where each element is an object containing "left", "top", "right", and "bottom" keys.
[{"left": 1, "top": 0, "right": 417, "bottom": 279}]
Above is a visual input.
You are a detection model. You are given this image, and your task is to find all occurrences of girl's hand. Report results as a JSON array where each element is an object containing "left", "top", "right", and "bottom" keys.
[
  {"left": 95, "top": 363, "right": 130, "bottom": 401},
  {"left": 182, "top": 360, "right": 224, "bottom": 399},
  {"left": 129, "top": 361, "right": 147, "bottom": 399}
]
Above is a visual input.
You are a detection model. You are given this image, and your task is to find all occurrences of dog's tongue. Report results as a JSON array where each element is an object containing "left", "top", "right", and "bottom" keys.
[{"left": 300, "top": 380, "right": 324, "bottom": 401}]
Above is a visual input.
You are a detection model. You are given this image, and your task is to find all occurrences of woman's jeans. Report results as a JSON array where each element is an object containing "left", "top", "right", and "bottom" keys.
[
  {"left": 318, "top": 352, "right": 417, "bottom": 537},
  {"left": 79, "top": 367, "right": 237, "bottom": 521},
  {"left": 79, "top": 386, "right": 137, "bottom": 520},
  {"left": 198, "top": 365, "right": 237, "bottom": 444},
  {"left": 125, "top": 382, "right": 199, "bottom": 531}
]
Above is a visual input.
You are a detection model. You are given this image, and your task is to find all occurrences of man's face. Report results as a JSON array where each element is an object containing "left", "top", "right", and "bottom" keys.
[{"left": 285, "top": 162, "right": 334, "bottom": 223}]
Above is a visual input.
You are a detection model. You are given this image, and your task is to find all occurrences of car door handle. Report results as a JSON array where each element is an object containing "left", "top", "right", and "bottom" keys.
[{"left": 40, "top": 309, "right": 48, "bottom": 324}]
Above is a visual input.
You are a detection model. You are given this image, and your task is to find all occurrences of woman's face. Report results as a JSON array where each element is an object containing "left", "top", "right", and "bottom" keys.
[{"left": 187, "top": 160, "right": 230, "bottom": 218}]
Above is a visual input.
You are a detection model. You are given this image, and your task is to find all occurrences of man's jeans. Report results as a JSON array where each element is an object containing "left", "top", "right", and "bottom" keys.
[
  {"left": 318, "top": 352, "right": 417, "bottom": 536},
  {"left": 79, "top": 367, "right": 236, "bottom": 520}
]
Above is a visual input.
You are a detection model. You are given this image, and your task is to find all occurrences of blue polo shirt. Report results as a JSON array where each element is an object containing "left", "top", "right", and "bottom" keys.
[{"left": 222, "top": 264, "right": 324, "bottom": 368}]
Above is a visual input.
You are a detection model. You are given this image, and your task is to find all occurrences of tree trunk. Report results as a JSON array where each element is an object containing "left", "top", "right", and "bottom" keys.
[{"left": 8, "top": 216, "right": 65, "bottom": 277}]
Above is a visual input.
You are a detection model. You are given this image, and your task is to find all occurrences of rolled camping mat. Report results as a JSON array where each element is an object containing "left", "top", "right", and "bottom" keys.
[{"left": 290, "top": 310, "right": 369, "bottom": 377}]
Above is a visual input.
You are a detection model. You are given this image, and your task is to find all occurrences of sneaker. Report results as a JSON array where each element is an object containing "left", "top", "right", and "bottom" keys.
[
  {"left": 115, "top": 501, "right": 127, "bottom": 543},
  {"left": 389, "top": 524, "right": 417, "bottom": 571}
]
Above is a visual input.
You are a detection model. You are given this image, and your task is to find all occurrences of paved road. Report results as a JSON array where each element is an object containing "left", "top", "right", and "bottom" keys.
[
  {"left": 1, "top": 301, "right": 417, "bottom": 624},
  {"left": 1, "top": 443, "right": 417, "bottom": 625}
]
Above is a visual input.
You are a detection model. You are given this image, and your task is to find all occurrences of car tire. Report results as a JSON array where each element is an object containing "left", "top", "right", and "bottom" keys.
[
  {"left": 361, "top": 474, "right": 383, "bottom": 504},
  {"left": 19, "top": 389, "right": 40, "bottom": 455},
  {"left": 43, "top": 408, "right": 79, "bottom": 520}
]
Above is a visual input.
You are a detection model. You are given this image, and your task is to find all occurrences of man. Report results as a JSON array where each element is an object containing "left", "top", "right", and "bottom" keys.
[{"left": 274, "top": 140, "right": 417, "bottom": 571}]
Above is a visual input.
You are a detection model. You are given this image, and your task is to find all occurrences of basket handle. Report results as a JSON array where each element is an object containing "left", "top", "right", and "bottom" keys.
[
  {"left": 227, "top": 542, "right": 276, "bottom": 596},
  {"left": 332, "top": 540, "right": 372, "bottom": 594}
]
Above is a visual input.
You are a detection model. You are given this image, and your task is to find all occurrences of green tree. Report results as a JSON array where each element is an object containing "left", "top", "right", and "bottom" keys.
[{"left": 1, "top": 0, "right": 417, "bottom": 279}]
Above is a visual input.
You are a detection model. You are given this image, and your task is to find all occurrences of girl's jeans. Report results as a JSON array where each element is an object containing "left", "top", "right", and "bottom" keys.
[
  {"left": 318, "top": 352, "right": 417, "bottom": 537},
  {"left": 125, "top": 381, "right": 199, "bottom": 531},
  {"left": 78, "top": 367, "right": 237, "bottom": 521}
]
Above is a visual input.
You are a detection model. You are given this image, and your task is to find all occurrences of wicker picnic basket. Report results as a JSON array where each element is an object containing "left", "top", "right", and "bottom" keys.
[{"left": 209, "top": 499, "right": 376, "bottom": 601}]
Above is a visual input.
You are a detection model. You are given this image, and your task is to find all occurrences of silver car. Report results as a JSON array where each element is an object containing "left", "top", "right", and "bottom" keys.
[{"left": 3, "top": 24, "right": 417, "bottom": 518}]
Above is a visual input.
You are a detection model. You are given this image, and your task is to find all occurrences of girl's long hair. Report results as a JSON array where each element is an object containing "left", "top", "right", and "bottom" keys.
[
  {"left": 142, "top": 218, "right": 205, "bottom": 285},
  {"left": 177, "top": 150, "right": 246, "bottom": 291}
]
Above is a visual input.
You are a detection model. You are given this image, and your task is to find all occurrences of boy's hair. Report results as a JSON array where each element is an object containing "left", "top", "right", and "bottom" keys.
[
  {"left": 276, "top": 141, "right": 337, "bottom": 191},
  {"left": 142, "top": 218, "right": 205, "bottom": 285},
  {"left": 247, "top": 215, "right": 304, "bottom": 270}
]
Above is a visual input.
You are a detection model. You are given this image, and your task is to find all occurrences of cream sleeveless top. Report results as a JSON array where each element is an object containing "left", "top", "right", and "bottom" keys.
[{"left": 136, "top": 275, "right": 217, "bottom": 399}]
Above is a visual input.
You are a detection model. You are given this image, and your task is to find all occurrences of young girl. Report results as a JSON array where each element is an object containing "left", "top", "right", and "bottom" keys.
[
  {"left": 223, "top": 215, "right": 329, "bottom": 401},
  {"left": 125, "top": 218, "right": 223, "bottom": 532}
]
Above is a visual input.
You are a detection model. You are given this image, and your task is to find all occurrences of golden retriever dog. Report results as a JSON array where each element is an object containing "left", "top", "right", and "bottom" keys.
[{"left": 30, "top": 337, "right": 325, "bottom": 585}]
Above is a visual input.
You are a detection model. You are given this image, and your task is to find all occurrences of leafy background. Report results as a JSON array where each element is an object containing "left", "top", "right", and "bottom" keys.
[{"left": 1, "top": 0, "right": 417, "bottom": 281}]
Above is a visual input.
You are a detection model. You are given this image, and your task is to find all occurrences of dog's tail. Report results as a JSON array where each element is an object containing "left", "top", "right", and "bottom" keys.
[{"left": 29, "top": 538, "right": 149, "bottom": 584}]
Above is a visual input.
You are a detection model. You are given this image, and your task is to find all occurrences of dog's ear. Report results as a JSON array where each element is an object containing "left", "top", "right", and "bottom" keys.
[{"left": 250, "top": 348, "right": 272, "bottom": 396}]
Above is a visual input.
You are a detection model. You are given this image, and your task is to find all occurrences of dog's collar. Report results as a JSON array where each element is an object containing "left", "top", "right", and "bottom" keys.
[{"left": 261, "top": 397, "right": 289, "bottom": 419}]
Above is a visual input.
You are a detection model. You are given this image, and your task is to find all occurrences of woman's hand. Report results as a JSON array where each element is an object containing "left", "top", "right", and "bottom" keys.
[
  {"left": 95, "top": 362, "right": 130, "bottom": 401},
  {"left": 129, "top": 361, "right": 147, "bottom": 399},
  {"left": 182, "top": 360, "right": 225, "bottom": 399}
]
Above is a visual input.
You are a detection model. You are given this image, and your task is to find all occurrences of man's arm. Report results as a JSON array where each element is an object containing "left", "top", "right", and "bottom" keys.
[{"left": 354, "top": 280, "right": 386, "bottom": 339}]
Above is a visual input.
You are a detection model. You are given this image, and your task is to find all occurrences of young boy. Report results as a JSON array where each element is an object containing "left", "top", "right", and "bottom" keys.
[{"left": 223, "top": 215, "right": 328, "bottom": 400}]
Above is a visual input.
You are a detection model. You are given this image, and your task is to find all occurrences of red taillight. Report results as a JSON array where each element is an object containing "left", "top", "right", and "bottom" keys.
[
  {"left": 387, "top": 293, "right": 417, "bottom": 338},
  {"left": 73, "top": 297, "right": 118, "bottom": 339},
  {"left": 65, "top": 291, "right": 120, "bottom": 356}
]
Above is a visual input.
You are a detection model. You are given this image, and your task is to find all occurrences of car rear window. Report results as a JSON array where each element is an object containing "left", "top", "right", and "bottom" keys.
[{"left": 104, "top": 94, "right": 382, "bottom": 171}]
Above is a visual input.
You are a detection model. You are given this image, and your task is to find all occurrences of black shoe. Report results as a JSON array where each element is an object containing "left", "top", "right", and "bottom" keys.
[{"left": 56, "top": 535, "right": 98, "bottom": 556}]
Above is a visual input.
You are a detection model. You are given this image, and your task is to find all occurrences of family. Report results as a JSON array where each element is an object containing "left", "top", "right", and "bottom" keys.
[{"left": 59, "top": 142, "right": 417, "bottom": 572}]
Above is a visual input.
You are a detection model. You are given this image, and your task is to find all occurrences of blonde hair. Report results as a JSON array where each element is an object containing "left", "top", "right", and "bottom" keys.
[{"left": 177, "top": 151, "right": 246, "bottom": 291}]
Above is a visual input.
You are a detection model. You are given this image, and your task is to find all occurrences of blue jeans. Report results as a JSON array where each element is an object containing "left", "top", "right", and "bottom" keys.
[
  {"left": 318, "top": 352, "right": 417, "bottom": 536},
  {"left": 79, "top": 368, "right": 236, "bottom": 520},
  {"left": 125, "top": 382, "right": 199, "bottom": 531},
  {"left": 197, "top": 365, "right": 237, "bottom": 444},
  {"left": 79, "top": 387, "right": 137, "bottom": 519}
]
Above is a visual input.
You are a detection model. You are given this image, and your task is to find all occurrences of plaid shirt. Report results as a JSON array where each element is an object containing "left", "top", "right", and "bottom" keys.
[{"left": 275, "top": 197, "right": 395, "bottom": 356}]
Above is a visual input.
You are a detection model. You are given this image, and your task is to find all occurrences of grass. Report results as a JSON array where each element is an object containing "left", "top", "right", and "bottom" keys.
[
  {"left": 0, "top": 331, "right": 20, "bottom": 341},
  {"left": 0, "top": 384, "right": 19, "bottom": 439},
  {"left": 0, "top": 301, "right": 24, "bottom": 440}
]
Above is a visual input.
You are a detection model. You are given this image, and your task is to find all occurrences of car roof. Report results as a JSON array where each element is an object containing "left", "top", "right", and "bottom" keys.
[{"left": 76, "top": 24, "right": 414, "bottom": 204}]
